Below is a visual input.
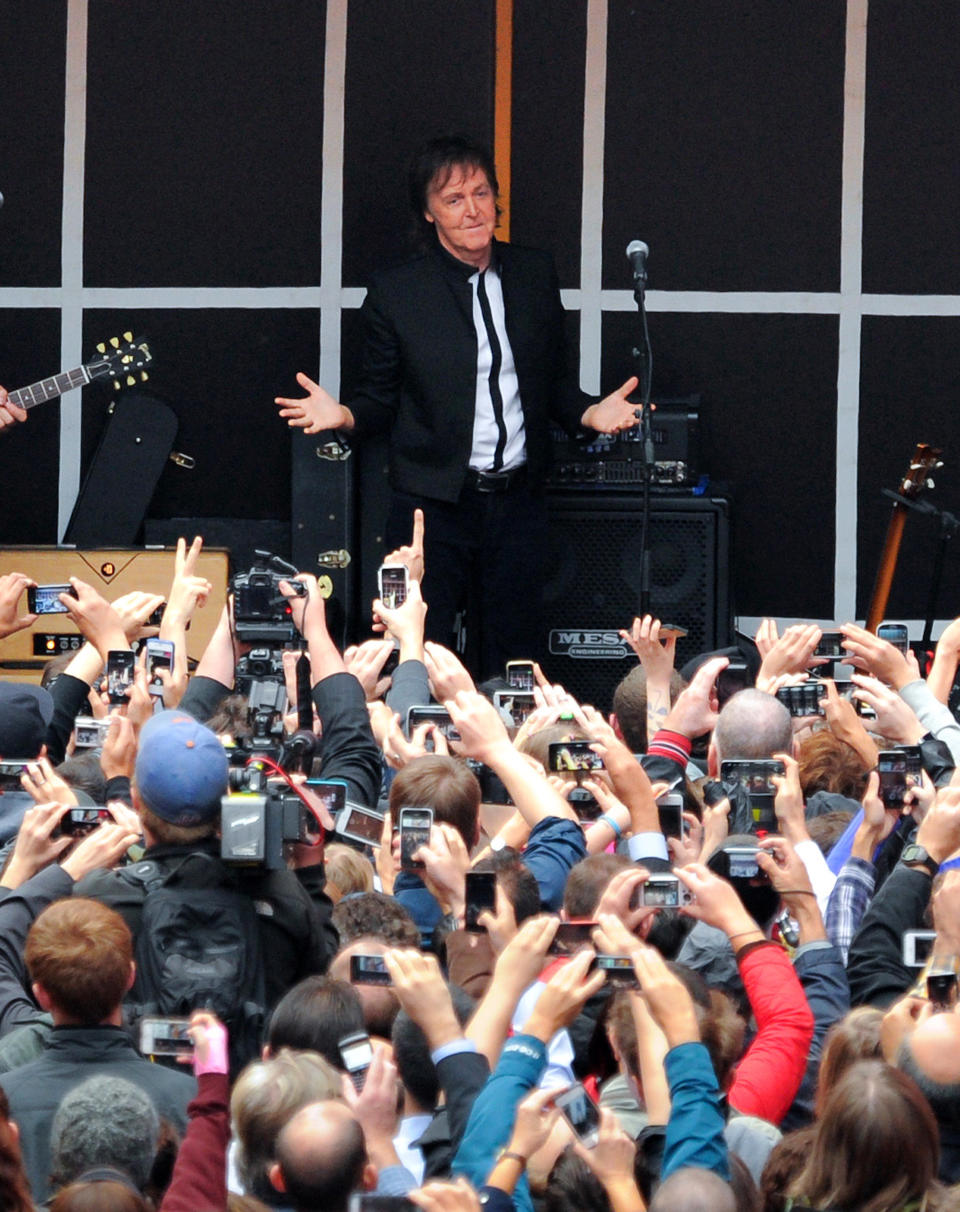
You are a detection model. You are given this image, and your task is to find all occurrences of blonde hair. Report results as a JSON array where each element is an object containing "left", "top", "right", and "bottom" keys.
[{"left": 324, "top": 844, "right": 374, "bottom": 901}]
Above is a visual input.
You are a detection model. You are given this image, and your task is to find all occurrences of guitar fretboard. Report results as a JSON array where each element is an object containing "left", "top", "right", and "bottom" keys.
[{"left": 9, "top": 366, "right": 91, "bottom": 410}]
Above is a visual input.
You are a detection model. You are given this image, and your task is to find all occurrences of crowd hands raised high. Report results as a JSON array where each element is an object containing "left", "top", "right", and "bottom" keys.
[{"left": 3, "top": 521, "right": 960, "bottom": 1209}]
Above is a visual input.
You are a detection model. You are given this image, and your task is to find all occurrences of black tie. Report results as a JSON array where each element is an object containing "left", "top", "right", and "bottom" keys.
[{"left": 476, "top": 270, "right": 507, "bottom": 471}]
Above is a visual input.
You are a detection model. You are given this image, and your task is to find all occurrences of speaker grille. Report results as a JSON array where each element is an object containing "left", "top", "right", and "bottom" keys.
[{"left": 540, "top": 495, "right": 731, "bottom": 710}]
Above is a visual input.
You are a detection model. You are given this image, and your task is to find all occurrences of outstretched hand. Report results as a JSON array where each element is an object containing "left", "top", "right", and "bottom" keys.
[
  {"left": 582, "top": 377, "right": 645, "bottom": 434},
  {"left": 274, "top": 372, "right": 353, "bottom": 434}
]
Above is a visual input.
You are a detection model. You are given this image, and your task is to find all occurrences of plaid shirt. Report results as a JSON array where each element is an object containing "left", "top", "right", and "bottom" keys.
[{"left": 825, "top": 856, "right": 876, "bottom": 964}]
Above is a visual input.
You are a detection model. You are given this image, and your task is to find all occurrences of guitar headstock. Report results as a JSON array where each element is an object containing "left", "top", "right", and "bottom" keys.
[
  {"left": 87, "top": 333, "right": 153, "bottom": 390},
  {"left": 898, "top": 443, "right": 943, "bottom": 499}
]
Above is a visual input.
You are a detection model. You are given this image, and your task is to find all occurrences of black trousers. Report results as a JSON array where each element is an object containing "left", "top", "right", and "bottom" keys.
[{"left": 385, "top": 474, "right": 550, "bottom": 681}]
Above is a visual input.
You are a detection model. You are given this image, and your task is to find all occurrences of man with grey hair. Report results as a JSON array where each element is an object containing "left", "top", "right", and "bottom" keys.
[
  {"left": 708, "top": 687, "right": 795, "bottom": 774},
  {"left": 49, "top": 1074, "right": 159, "bottom": 1195},
  {"left": 650, "top": 1167, "right": 737, "bottom": 1212}
]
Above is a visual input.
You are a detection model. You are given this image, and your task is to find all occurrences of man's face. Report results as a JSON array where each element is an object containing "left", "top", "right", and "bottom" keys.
[{"left": 424, "top": 162, "right": 497, "bottom": 268}]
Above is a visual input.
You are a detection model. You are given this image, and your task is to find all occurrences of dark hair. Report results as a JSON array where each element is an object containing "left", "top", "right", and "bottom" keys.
[
  {"left": 388, "top": 755, "right": 481, "bottom": 852},
  {"left": 266, "top": 977, "right": 364, "bottom": 1068},
  {"left": 545, "top": 1145, "right": 612, "bottom": 1212},
  {"left": 791, "top": 1060, "right": 941, "bottom": 1212},
  {"left": 0, "top": 1086, "right": 34, "bottom": 1212},
  {"left": 408, "top": 134, "right": 499, "bottom": 245},
  {"left": 275, "top": 1104, "right": 366, "bottom": 1212},
  {"left": 563, "top": 853, "right": 631, "bottom": 919},
  {"left": 204, "top": 693, "right": 253, "bottom": 741},
  {"left": 612, "top": 666, "right": 687, "bottom": 753},
  {"left": 391, "top": 984, "right": 475, "bottom": 1111},
  {"left": 805, "top": 808, "right": 855, "bottom": 858},
  {"left": 55, "top": 752, "right": 107, "bottom": 803},
  {"left": 815, "top": 1006, "right": 883, "bottom": 1117},
  {"left": 760, "top": 1126, "right": 817, "bottom": 1212},
  {"left": 473, "top": 853, "right": 540, "bottom": 924},
  {"left": 332, "top": 892, "right": 421, "bottom": 948}
]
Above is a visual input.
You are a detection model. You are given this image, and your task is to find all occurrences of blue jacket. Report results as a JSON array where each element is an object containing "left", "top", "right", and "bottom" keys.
[
  {"left": 452, "top": 1033, "right": 547, "bottom": 1212},
  {"left": 522, "top": 816, "right": 587, "bottom": 912},
  {"left": 662, "top": 1042, "right": 730, "bottom": 1182}
]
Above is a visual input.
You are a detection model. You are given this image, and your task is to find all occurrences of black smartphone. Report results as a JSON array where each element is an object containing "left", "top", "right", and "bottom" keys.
[
  {"left": 719, "top": 843, "right": 770, "bottom": 883},
  {"left": 304, "top": 778, "right": 347, "bottom": 822},
  {"left": 716, "top": 661, "right": 750, "bottom": 707},
  {"left": 27, "top": 583, "right": 76, "bottom": 615},
  {"left": 777, "top": 682, "right": 826, "bottom": 717},
  {"left": 656, "top": 793, "right": 684, "bottom": 840},
  {"left": 405, "top": 706, "right": 461, "bottom": 744},
  {"left": 146, "top": 637, "right": 174, "bottom": 697},
  {"left": 377, "top": 564, "right": 408, "bottom": 610},
  {"left": 349, "top": 954, "right": 392, "bottom": 986},
  {"left": 505, "top": 660, "right": 536, "bottom": 691},
  {"left": 339, "top": 1030, "right": 374, "bottom": 1091},
  {"left": 878, "top": 622, "right": 910, "bottom": 656},
  {"left": 814, "top": 631, "right": 845, "bottom": 659},
  {"left": 877, "top": 747, "right": 922, "bottom": 810},
  {"left": 593, "top": 954, "right": 640, "bottom": 989},
  {"left": 465, "top": 870, "right": 497, "bottom": 933},
  {"left": 54, "top": 807, "right": 111, "bottom": 838},
  {"left": 548, "top": 921, "right": 597, "bottom": 956},
  {"left": 398, "top": 807, "right": 433, "bottom": 871},
  {"left": 548, "top": 740, "right": 603, "bottom": 773},
  {"left": 106, "top": 650, "right": 135, "bottom": 705}
]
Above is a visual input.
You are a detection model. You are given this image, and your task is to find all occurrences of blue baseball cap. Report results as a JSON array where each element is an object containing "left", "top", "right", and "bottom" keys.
[{"left": 134, "top": 711, "right": 228, "bottom": 825}]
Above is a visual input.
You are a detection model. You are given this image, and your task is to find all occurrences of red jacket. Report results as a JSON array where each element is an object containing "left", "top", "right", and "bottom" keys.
[
  {"left": 728, "top": 941, "right": 814, "bottom": 1125},
  {"left": 159, "top": 1071, "right": 229, "bottom": 1212}
]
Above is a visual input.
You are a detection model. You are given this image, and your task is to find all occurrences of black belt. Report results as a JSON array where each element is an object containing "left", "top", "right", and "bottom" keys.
[{"left": 465, "top": 465, "right": 528, "bottom": 494}]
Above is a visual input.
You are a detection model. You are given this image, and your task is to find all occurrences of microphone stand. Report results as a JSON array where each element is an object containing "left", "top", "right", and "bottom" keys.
[{"left": 630, "top": 261, "right": 655, "bottom": 614}]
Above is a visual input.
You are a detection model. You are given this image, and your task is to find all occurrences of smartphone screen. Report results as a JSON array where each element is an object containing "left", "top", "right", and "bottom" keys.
[
  {"left": 140, "top": 1016, "right": 194, "bottom": 1057},
  {"left": 548, "top": 741, "right": 603, "bottom": 772},
  {"left": 399, "top": 807, "right": 432, "bottom": 870},
  {"left": 493, "top": 690, "right": 536, "bottom": 727},
  {"left": 405, "top": 706, "right": 461, "bottom": 743},
  {"left": 146, "top": 638, "right": 174, "bottom": 696},
  {"left": 720, "top": 759, "right": 785, "bottom": 829},
  {"left": 349, "top": 954, "right": 392, "bottom": 986},
  {"left": 877, "top": 748, "right": 921, "bottom": 809},
  {"left": 594, "top": 954, "right": 640, "bottom": 988},
  {"left": 336, "top": 804, "right": 384, "bottom": 846},
  {"left": 553, "top": 1083, "right": 600, "bottom": 1145},
  {"left": 465, "top": 871, "right": 496, "bottom": 933},
  {"left": 505, "top": 660, "right": 535, "bottom": 691},
  {"left": 106, "top": 650, "right": 135, "bottom": 705},
  {"left": 814, "top": 631, "right": 845, "bottom": 659},
  {"left": 878, "top": 623, "right": 910, "bottom": 656},
  {"left": 27, "top": 583, "right": 75, "bottom": 615},
  {"left": 378, "top": 564, "right": 408, "bottom": 610}
]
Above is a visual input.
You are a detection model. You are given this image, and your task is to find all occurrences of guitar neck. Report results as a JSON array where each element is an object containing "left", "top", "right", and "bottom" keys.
[{"left": 8, "top": 365, "right": 92, "bottom": 411}]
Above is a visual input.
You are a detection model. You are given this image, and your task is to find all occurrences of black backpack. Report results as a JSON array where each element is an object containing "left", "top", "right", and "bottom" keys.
[{"left": 122, "top": 852, "right": 266, "bottom": 1072}]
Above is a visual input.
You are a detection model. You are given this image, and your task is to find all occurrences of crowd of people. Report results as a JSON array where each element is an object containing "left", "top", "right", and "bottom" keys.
[{"left": 0, "top": 527, "right": 959, "bottom": 1212}]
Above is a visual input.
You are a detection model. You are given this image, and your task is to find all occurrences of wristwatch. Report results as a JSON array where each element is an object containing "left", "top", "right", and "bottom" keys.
[{"left": 901, "top": 844, "right": 941, "bottom": 877}]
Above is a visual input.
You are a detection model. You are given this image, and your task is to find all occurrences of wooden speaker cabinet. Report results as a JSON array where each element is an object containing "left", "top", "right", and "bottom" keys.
[{"left": 0, "top": 547, "right": 229, "bottom": 683}]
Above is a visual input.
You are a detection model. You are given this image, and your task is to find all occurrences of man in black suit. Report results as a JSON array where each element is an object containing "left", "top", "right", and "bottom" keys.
[{"left": 276, "top": 135, "right": 642, "bottom": 677}]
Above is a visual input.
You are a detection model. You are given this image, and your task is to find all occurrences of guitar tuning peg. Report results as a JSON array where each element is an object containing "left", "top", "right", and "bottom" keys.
[
  {"left": 123, "top": 331, "right": 133, "bottom": 342},
  {"left": 927, "top": 478, "right": 936, "bottom": 490},
  {"left": 109, "top": 336, "right": 120, "bottom": 348},
  {"left": 141, "top": 371, "right": 149, "bottom": 381},
  {"left": 126, "top": 375, "right": 136, "bottom": 386},
  {"left": 97, "top": 343, "right": 106, "bottom": 354},
  {"left": 113, "top": 380, "right": 121, "bottom": 391}
]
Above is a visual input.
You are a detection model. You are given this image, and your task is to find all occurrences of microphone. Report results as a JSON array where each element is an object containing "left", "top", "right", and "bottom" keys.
[{"left": 626, "top": 239, "right": 648, "bottom": 282}]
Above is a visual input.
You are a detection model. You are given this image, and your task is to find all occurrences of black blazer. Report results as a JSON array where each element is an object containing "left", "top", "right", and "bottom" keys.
[{"left": 347, "top": 240, "right": 592, "bottom": 503}]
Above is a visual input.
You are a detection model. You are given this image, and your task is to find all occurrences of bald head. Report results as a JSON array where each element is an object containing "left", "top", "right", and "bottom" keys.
[
  {"left": 712, "top": 688, "right": 793, "bottom": 766},
  {"left": 907, "top": 1013, "right": 960, "bottom": 1086},
  {"left": 650, "top": 1167, "right": 737, "bottom": 1212},
  {"left": 273, "top": 1101, "right": 368, "bottom": 1212}
]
